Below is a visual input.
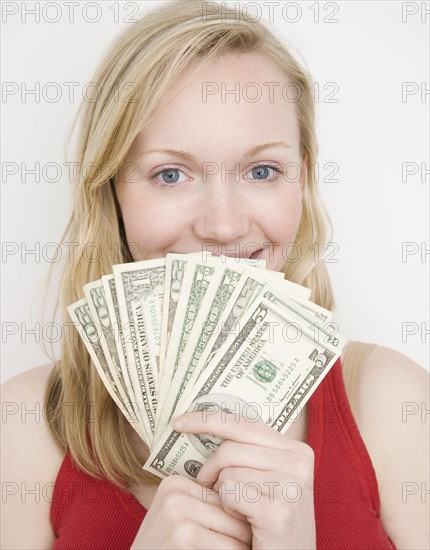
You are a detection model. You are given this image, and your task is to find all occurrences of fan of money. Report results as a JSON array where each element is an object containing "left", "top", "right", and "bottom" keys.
[{"left": 68, "top": 252, "right": 347, "bottom": 479}]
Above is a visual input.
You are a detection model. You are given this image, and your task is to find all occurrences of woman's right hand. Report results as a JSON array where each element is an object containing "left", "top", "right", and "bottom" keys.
[{"left": 130, "top": 475, "right": 252, "bottom": 549}]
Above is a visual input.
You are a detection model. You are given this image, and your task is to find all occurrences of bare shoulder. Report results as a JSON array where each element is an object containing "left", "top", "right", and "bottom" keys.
[
  {"left": 1, "top": 364, "right": 65, "bottom": 549},
  {"left": 356, "top": 345, "right": 429, "bottom": 549},
  {"left": 1, "top": 363, "right": 66, "bottom": 477}
]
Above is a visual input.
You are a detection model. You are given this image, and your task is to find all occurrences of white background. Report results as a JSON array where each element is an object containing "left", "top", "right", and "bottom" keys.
[{"left": 1, "top": 0, "right": 429, "bottom": 382}]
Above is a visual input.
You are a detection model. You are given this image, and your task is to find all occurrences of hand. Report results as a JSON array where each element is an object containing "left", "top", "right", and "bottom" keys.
[
  {"left": 172, "top": 411, "right": 316, "bottom": 550},
  {"left": 130, "top": 474, "right": 252, "bottom": 549}
]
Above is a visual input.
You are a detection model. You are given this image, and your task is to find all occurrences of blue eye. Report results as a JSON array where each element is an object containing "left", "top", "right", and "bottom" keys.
[
  {"left": 150, "top": 163, "right": 282, "bottom": 189},
  {"left": 151, "top": 167, "right": 186, "bottom": 189},
  {"left": 160, "top": 168, "right": 180, "bottom": 184},
  {"left": 247, "top": 164, "right": 282, "bottom": 182}
]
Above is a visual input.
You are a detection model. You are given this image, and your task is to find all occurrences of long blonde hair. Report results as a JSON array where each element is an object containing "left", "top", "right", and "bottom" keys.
[{"left": 44, "top": 0, "right": 335, "bottom": 491}]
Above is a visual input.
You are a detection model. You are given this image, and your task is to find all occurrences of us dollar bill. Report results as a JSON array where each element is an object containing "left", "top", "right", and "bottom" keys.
[
  {"left": 67, "top": 299, "right": 140, "bottom": 430},
  {"left": 155, "top": 257, "right": 220, "bottom": 437},
  {"left": 101, "top": 274, "right": 151, "bottom": 441},
  {"left": 155, "top": 256, "right": 268, "bottom": 437},
  {"left": 158, "top": 253, "right": 203, "bottom": 383},
  {"left": 175, "top": 268, "right": 290, "bottom": 410},
  {"left": 84, "top": 280, "right": 133, "bottom": 413},
  {"left": 114, "top": 259, "right": 166, "bottom": 440},
  {"left": 69, "top": 253, "right": 333, "bottom": 454},
  {"left": 168, "top": 259, "right": 281, "bottom": 417},
  {"left": 144, "top": 296, "right": 346, "bottom": 479},
  {"left": 166, "top": 263, "right": 246, "bottom": 418},
  {"left": 259, "top": 284, "right": 346, "bottom": 347}
]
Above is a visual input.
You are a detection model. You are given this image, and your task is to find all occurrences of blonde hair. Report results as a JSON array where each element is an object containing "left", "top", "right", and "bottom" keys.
[{"left": 44, "top": 0, "right": 335, "bottom": 491}]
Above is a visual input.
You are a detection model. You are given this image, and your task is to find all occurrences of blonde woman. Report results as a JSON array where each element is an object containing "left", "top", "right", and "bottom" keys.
[{"left": 2, "top": 1, "right": 428, "bottom": 549}]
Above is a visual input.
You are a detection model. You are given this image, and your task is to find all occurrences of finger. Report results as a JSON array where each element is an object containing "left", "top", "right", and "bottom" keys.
[
  {"left": 173, "top": 410, "right": 294, "bottom": 450},
  {"left": 157, "top": 476, "right": 252, "bottom": 544},
  {"left": 158, "top": 474, "right": 221, "bottom": 507},
  {"left": 180, "top": 498, "right": 251, "bottom": 545},
  {"left": 215, "top": 466, "right": 285, "bottom": 499},
  {"left": 177, "top": 522, "right": 250, "bottom": 550},
  {"left": 197, "top": 440, "right": 293, "bottom": 484},
  {"left": 215, "top": 465, "right": 313, "bottom": 500},
  {"left": 198, "top": 486, "right": 250, "bottom": 529},
  {"left": 216, "top": 475, "right": 314, "bottom": 521},
  {"left": 216, "top": 478, "right": 285, "bottom": 521}
]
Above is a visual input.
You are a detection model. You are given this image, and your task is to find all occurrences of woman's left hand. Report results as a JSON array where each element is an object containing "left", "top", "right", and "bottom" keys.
[{"left": 172, "top": 411, "right": 316, "bottom": 550}]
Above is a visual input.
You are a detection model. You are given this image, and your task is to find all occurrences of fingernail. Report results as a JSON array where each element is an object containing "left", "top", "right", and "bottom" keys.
[{"left": 173, "top": 414, "right": 187, "bottom": 430}]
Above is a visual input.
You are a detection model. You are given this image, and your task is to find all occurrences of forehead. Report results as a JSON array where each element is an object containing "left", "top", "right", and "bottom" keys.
[
  {"left": 162, "top": 51, "right": 291, "bottom": 100},
  {"left": 131, "top": 52, "right": 300, "bottom": 156}
]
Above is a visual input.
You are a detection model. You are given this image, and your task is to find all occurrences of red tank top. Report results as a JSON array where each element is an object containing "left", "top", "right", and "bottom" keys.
[{"left": 50, "top": 358, "right": 397, "bottom": 549}]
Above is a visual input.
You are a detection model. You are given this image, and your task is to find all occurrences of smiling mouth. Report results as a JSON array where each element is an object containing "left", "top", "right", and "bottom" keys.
[
  {"left": 249, "top": 248, "right": 263, "bottom": 260},
  {"left": 213, "top": 248, "right": 264, "bottom": 260}
]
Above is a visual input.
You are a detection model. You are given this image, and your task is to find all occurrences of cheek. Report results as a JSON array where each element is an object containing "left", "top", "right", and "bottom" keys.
[
  {"left": 117, "top": 191, "right": 184, "bottom": 258},
  {"left": 263, "top": 185, "right": 303, "bottom": 243},
  {"left": 263, "top": 189, "right": 302, "bottom": 271}
]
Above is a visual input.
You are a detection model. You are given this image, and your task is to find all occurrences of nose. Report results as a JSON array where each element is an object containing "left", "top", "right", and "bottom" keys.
[{"left": 193, "top": 181, "right": 250, "bottom": 246}]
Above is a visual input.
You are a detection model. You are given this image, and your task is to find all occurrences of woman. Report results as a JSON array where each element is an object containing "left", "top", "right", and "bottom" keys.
[{"left": 2, "top": 1, "right": 428, "bottom": 548}]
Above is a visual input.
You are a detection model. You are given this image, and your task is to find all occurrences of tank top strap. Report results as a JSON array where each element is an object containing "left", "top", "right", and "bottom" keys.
[
  {"left": 341, "top": 341, "right": 377, "bottom": 427},
  {"left": 50, "top": 449, "right": 75, "bottom": 533},
  {"left": 307, "top": 352, "right": 381, "bottom": 515}
]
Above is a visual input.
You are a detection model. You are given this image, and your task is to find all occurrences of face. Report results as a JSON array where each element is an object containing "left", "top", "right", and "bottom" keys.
[{"left": 114, "top": 52, "right": 306, "bottom": 271}]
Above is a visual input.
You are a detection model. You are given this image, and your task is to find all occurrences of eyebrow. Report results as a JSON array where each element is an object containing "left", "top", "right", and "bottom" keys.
[{"left": 139, "top": 141, "right": 291, "bottom": 161}]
